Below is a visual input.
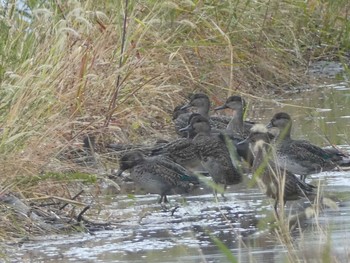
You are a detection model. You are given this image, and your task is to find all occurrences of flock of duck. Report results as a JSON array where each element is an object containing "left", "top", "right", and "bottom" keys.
[{"left": 115, "top": 93, "right": 350, "bottom": 215}]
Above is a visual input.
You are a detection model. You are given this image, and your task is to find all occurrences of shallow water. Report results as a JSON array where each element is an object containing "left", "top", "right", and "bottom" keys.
[
  {"left": 5, "top": 78, "right": 350, "bottom": 263},
  {"left": 9, "top": 170, "right": 350, "bottom": 263}
]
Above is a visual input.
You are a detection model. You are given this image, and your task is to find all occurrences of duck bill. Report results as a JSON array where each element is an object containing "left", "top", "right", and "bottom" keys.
[
  {"left": 237, "top": 138, "right": 249, "bottom": 145},
  {"left": 178, "top": 123, "right": 191, "bottom": 132},
  {"left": 180, "top": 103, "right": 191, "bottom": 110},
  {"left": 214, "top": 105, "right": 228, "bottom": 111},
  {"left": 115, "top": 169, "right": 125, "bottom": 177}
]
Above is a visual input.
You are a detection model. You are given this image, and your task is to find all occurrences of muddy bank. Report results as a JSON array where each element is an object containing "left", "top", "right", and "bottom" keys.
[{"left": 1, "top": 67, "right": 350, "bottom": 262}]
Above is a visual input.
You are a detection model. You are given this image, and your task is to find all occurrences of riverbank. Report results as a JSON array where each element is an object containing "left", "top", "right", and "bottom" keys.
[{"left": 1, "top": 0, "right": 350, "bottom": 261}]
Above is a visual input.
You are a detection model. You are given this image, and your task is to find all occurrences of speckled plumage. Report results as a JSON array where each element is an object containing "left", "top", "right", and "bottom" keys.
[
  {"left": 116, "top": 151, "right": 200, "bottom": 203},
  {"left": 247, "top": 125, "right": 316, "bottom": 213},
  {"left": 150, "top": 137, "right": 202, "bottom": 171},
  {"left": 181, "top": 115, "right": 242, "bottom": 187},
  {"left": 268, "top": 112, "right": 343, "bottom": 179},
  {"left": 172, "top": 105, "right": 192, "bottom": 137}
]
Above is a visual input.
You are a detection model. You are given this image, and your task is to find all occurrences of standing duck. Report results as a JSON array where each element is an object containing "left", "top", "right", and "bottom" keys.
[
  {"left": 116, "top": 151, "right": 200, "bottom": 203},
  {"left": 267, "top": 112, "right": 348, "bottom": 181},
  {"left": 245, "top": 124, "right": 316, "bottom": 215},
  {"left": 214, "top": 95, "right": 255, "bottom": 139},
  {"left": 214, "top": 96, "right": 255, "bottom": 166},
  {"left": 179, "top": 114, "right": 242, "bottom": 195}
]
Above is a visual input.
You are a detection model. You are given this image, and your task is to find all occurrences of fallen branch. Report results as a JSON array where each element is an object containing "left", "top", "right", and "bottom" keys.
[{"left": 60, "top": 190, "right": 85, "bottom": 210}]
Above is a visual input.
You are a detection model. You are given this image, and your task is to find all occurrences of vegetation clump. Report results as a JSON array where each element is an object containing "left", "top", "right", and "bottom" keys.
[{"left": 0, "top": 0, "right": 349, "bottom": 255}]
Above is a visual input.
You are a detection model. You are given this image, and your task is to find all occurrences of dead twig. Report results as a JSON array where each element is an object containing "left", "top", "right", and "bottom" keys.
[
  {"left": 59, "top": 190, "right": 85, "bottom": 210},
  {"left": 77, "top": 205, "right": 91, "bottom": 222}
]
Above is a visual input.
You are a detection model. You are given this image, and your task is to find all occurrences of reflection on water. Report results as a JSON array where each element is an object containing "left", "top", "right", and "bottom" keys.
[
  {"left": 10, "top": 188, "right": 284, "bottom": 263},
  {"left": 250, "top": 82, "right": 350, "bottom": 145},
  {"left": 10, "top": 171, "right": 350, "bottom": 263},
  {"left": 6, "top": 82, "right": 350, "bottom": 263}
]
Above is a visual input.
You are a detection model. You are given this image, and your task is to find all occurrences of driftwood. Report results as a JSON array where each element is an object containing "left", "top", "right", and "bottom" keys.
[{"left": 0, "top": 191, "right": 116, "bottom": 238}]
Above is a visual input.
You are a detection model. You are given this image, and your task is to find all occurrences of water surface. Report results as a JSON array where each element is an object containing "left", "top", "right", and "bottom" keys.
[{"left": 5, "top": 80, "right": 350, "bottom": 263}]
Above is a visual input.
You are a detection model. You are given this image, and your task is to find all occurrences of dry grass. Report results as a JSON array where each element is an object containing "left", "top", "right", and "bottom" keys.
[
  {"left": 1, "top": 0, "right": 348, "bottom": 174},
  {"left": 0, "top": 0, "right": 349, "bottom": 254}
]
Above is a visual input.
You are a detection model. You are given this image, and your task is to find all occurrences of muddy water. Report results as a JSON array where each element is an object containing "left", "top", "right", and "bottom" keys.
[{"left": 6, "top": 80, "right": 350, "bottom": 263}]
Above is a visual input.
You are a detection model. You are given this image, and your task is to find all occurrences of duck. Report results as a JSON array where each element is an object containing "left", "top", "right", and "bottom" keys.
[
  {"left": 214, "top": 95, "right": 256, "bottom": 165},
  {"left": 106, "top": 139, "right": 168, "bottom": 157},
  {"left": 267, "top": 112, "right": 348, "bottom": 181},
  {"left": 150, "top": 134, "right": 203, "bottom": 172},
  {"left": 172, "top": 104, "right": 192, "bottom": 137},
  {"left": 116, "top": 151, "right": 200, "bottom": 203},
  {"left": 179, "top": 114, "right": 242, "bottom": 195},
  {"left": 185, "top": 112, "right": 253, "bottom": 167},
  {"left": 245, "top": 124, "right": 316, "bottom": 215},
  {"left": 180, "top": 93, "right": 231, "bottom": 130},
  {"left": 214, "top": 95, "right": 255, "bottom": 139}
]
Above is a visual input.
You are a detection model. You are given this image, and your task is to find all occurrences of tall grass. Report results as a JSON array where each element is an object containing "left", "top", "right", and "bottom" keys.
[
  {"left": 0, "top": 0, "right": 348, "bottom": 170},
  {"left": 0, "top": 0, "right": 349, "bottom": 246}
]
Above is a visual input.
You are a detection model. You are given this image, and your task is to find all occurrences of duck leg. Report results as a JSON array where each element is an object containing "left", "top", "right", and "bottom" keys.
[
  {"left": 163, "top": 195, "right": 169, "bottom": 203},
  {"left": 158, "top": 194, "right": 169, "bottom": 204},
  {"left": 221, "top": 183, "right": 228, "bottom": 201}
]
